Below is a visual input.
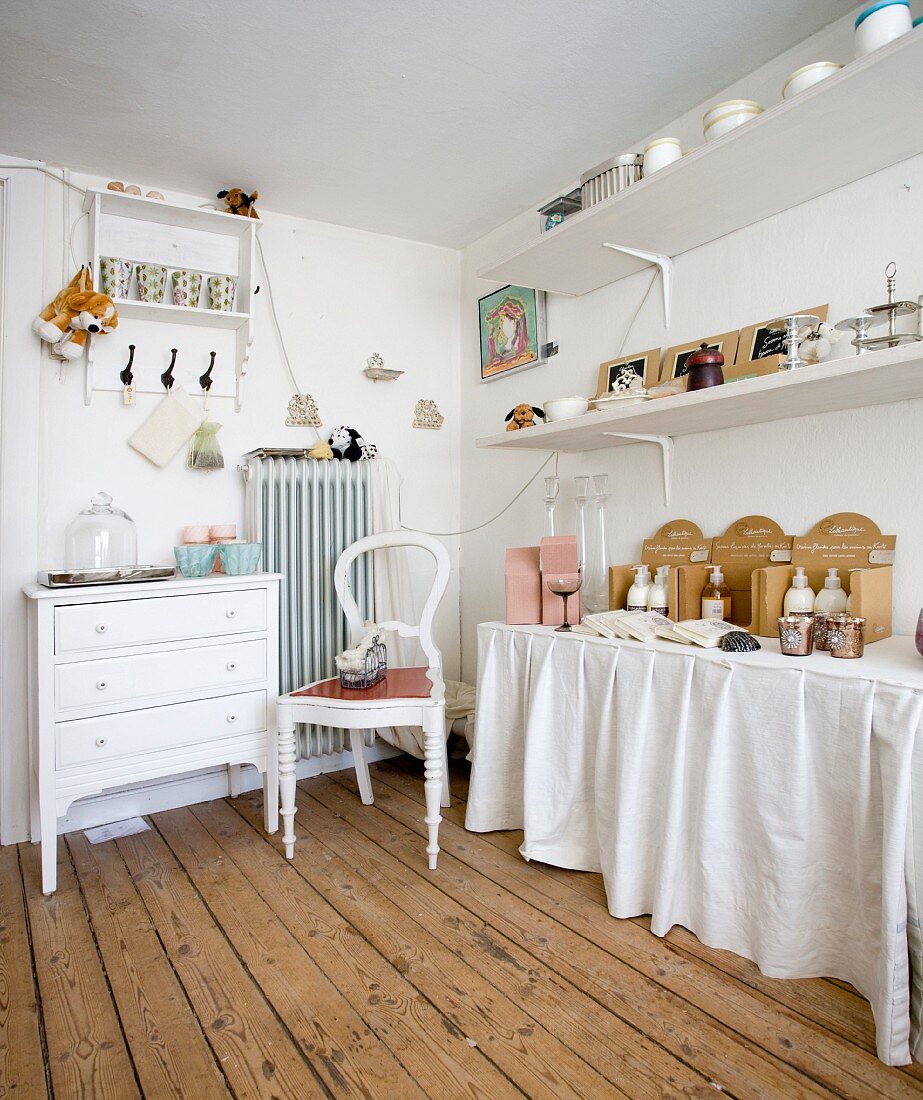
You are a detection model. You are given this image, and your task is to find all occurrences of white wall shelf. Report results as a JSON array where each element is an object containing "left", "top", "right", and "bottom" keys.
[
  {"left": 478, "top": 32, "right": 923, "bottom": 296},
  {"left": 477, "top": 343, "right": 923, "bottom": 502},
  {"left": 82, "top": 188, "right": 259, "bottom": 410}
]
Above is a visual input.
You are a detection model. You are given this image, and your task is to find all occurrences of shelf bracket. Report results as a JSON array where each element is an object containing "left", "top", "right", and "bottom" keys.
[
  {"left": 603, "top": 431, "right": 674, "bottom": 507},
  {"left": 602, "top": 244, "right": 673, "bottom": 327}
]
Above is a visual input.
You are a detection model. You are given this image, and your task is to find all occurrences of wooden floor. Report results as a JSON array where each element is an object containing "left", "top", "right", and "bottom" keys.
[{"left": 4, "top": 759, "right": 923, "bottom": 1099}]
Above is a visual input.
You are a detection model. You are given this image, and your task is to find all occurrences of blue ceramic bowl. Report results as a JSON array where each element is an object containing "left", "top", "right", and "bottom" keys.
[
  {"left": 174, "top": 544, "right": 218, "bottom": 577},
  {"left": 218, "top": 542, "right": 262, "bottom": 576}
]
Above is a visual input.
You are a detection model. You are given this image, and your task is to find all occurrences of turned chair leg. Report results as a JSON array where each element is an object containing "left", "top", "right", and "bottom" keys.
[
  {"left": 422, "top": 707, "right": 445, "bottom": 870},
  {"left": 278, "top": 704, "right": 298, "bottom": 859},
  {"left": 441, "top": 737, "right": 451, "bottom": 808}
]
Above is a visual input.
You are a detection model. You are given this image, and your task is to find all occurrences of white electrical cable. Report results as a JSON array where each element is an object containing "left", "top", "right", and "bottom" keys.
[{"left": 0, "top": 164, "right": 87, "bottom": 196}]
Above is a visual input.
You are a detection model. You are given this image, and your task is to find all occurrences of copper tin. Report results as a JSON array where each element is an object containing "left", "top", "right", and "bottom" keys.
[
  {"left": 778, "top": 614, "right": 814, "bottom": 656},
  {"left": 828, "top": 616, "right": 866, "bottom": 659}
]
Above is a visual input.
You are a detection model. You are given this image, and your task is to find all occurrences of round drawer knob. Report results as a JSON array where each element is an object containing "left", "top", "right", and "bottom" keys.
[
  {"left": 226, "top": 609, "right": 237, "bottom": 619},
  {"left": 95, "top": 624, "right": 108, "bottom": 634},
  {"left": 96, "top": 680, "right": 108, "bottom": 691},
  {"left": 95, "top": 737, "right": 107, "bottom": 747},
  {"left": 226, "top": 713, "right": 237, "bottom": 723},
  {"left": 226, "top": 661, "right": 238, "bottom": 671}
]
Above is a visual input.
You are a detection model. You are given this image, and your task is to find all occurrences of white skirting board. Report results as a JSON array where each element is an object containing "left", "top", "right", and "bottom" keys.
[{"left": 52, "top": 740, "right": 402, "bottom": 838}]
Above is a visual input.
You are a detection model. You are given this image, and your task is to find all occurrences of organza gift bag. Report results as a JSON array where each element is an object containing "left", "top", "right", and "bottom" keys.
[{"left": 187, "top": 420, "right": 224, "bottom": 470}]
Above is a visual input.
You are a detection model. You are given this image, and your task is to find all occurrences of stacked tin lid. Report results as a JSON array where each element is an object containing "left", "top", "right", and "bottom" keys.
[{"left": 580, "top": 153, "right": 643, "bottom": 209}]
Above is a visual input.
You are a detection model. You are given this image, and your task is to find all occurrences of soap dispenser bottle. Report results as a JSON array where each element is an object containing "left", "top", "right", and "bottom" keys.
[
  {"left": 701, "top": 566, "right": 731, "bottom": 620},
  {"left": 783, "top": 567, "right": 816, "bottom": 614},
  {"left": 814, "top": 567, "right": 848, "bottom": 614},
  {"left": 648, "top": 565, "right": 669, "bottom": 616},
  {"left": 626, "top": 565, "right": 652, "bottom": 611}
]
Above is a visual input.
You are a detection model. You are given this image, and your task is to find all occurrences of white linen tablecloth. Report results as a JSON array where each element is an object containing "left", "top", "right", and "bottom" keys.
[{"left": 465, "top": 622, "right": 923, "bottom": 1065}]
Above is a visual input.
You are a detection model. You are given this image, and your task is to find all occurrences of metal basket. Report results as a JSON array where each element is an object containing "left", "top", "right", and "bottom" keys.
[{"left": 339, "top": 635, "right": 387, "bottom": 690}]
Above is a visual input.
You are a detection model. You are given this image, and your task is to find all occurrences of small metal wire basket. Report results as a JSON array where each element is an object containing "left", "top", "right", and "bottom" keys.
[{"left": 339, "top": 635, "right": 387, "bottom": 690}]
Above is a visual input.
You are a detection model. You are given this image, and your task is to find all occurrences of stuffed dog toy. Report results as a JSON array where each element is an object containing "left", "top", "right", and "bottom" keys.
[
  {"left": 504, "top": 404, "right": 545, "bottom": 431},
  {"left": 328, "top": 425, "right": 378, "bottom": 461},
  {"left": 33, "top": 268, "right": 118, "bottom": 360},
  {"left": 217, "top": 188, "right": 259, "bottom": 219}
]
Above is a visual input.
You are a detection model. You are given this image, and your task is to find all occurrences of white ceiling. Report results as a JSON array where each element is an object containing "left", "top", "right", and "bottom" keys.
[{"left": 0, "top": 0, "right": 848, "bottom": 248}]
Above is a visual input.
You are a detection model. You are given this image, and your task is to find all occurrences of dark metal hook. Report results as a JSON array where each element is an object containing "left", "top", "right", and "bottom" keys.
[
  {"left": 161, "top": 348, "right": 178, "bottom": 391},
  {"left": 119, "top": 344, "right": 135, "bottom": 387},
  {"left": 199, "top": 351, "right": 216, "bottom": 392}
]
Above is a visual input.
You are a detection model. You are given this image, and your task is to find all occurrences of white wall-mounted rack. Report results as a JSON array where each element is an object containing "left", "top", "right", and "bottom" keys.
[
  {"left": 476, "top": 343, "right": 923, "bottom": 502},
  {"left": 478, "top": 32, "right": 923, "bottom": 296},
  {"left": 83, "top": 188, "right": 259, "bottom": 409}
]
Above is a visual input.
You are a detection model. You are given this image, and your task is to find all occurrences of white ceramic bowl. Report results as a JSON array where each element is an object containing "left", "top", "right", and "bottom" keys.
[
  {"left": 543, "top": 396, "right": 590, "bottom": 422},
  {"left": 642, "top": 137, "right": 682, "bottom": 174},
  {"left": 781, "top": 61, "right": 844, "bottom": 99},
  {"left": 702, "top": 100, "right": 763, "bottom": 142},
  {"left": 854, "top": 0, "right": 911, "bottom": 57}
]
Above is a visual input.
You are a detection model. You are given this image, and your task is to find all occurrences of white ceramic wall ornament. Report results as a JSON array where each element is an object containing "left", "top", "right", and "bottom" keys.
[
  {"left": 413, "top": 399, "right": 444, "bottom": 429},
  {"left": 285, "top": 392, "right": 322, "bottom": 427}
]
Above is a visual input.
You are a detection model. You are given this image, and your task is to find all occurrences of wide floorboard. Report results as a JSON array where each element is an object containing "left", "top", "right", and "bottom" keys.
[{"left": 3, "top": 756, "right": 923, "bottom": 1098}]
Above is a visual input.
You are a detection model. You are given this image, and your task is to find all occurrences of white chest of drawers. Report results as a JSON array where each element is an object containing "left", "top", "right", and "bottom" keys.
[{"left": 23, "top": 573, "right": 281, "bottom": 893}]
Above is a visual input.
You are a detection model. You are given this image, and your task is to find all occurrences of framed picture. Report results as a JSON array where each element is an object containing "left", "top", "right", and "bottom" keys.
[
  {"left": 664, "top": 331, "right": 740, "bottom": 381},
  {"left": 478, "top": 285, "right": 547, "bottom": 382},
  {"left": 736, "top": 305, "right": 828, "bottom": 364},
  {"left": 596, "top": 348, "right": 660, "bottom": 396}
]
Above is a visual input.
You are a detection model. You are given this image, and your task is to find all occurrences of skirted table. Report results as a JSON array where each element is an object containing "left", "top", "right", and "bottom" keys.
[{"left": 466, "top": 621, "right": 923, "bottom": 1065}]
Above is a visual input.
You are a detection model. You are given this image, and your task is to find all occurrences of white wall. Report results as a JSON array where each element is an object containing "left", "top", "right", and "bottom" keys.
[{"left": 458, "top": 11, "right": 923, "bottom": 677}]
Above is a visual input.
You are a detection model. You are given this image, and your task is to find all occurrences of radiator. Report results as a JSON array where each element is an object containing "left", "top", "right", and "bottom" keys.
[{"left": 244, "top": 450, "right": 374, "bottom": 756}]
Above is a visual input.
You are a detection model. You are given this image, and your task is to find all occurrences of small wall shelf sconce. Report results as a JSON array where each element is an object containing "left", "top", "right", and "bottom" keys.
[
  {"left": 363, "top": 352, "right": 404, "bottom": 382},
  {"left": 285, "top": 392, "right": 322, "bottom": 426},
  {"left": 413, "top": 399, "right": 444, "bottom": 429}
]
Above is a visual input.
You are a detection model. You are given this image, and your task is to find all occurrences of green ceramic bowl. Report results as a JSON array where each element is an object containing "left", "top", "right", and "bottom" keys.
[
  {"left": 218, "top": 542, "right": 262, "bottom": 576},
  {"left": 174, "top": 544, "right": 218, "bottom": 577}
]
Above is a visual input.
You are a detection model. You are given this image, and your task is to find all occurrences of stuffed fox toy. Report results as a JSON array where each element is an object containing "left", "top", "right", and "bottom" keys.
[{"left": 33, "top": 267, "right": 118, "bottom": 360}]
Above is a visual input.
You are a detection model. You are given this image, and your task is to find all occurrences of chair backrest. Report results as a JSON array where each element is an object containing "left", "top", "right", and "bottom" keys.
[{"left": 334, "top": 530, "right": 451, "bottom": 699}]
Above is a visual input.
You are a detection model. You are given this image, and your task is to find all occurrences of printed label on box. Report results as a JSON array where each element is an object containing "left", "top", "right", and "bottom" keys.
[
  {"left": 792, "top": 512, "right": 895, "bottom": 568},
  {"left": 712, "top": 515, "right": 793, "bottom": 565},
  {"left": 641, "top": 520, "right": 712, "bottom": 565}
]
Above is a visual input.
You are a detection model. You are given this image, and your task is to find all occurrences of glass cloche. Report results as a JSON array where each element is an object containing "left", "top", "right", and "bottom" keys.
[{"left": 65, "top": 492, "right": 138, "bottom": 570}]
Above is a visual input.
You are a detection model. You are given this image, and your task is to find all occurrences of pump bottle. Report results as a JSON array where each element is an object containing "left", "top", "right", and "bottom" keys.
[
  {"left": 813, "top": 568, "right": 848, "bottom": 614},
  {"left": 783, "top": 567, "right": 815, "bottom": 614},
  {"left": 626, "top": 565, "right": 652, "bottom": 611},
  {"left": 647, "top": 565, "right": 669, "bottom": 616},
  {"left": 701, "top": 566, "right": 731, "bottom": 620}
]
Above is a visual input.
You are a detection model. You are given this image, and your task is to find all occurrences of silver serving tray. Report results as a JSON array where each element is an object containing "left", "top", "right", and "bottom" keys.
[{"left": 38, "top": 566, "right": 176, "bottom": 588}]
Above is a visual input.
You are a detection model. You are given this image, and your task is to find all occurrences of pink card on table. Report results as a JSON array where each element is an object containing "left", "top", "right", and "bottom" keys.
[
  {"left": 505, "top": 546, "right": 542, "bottom": 625},
  {"left": 540, "top": 536, "right": 581, "bottom": 626}
]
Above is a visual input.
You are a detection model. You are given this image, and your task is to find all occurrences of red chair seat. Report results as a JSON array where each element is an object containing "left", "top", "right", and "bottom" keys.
[{"left": 291, "top": 666, "right": 435, "bottom": 702}]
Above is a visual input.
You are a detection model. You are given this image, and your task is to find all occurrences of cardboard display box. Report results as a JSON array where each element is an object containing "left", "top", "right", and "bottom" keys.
[
  {"left": 749, "top": 513, "right": 895, "bottom": 641},
  {"left": 540, "top": 535, "right": 581, "bottom": 627},
  {"left": 505, "top": 546, "right": 542, "bottom": 625},
  {"left": 609, "top": 520, "right": 712, "bottom": 619}
]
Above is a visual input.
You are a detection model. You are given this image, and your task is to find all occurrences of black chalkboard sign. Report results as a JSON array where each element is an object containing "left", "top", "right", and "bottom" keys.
[{"left": 748, "top": 325, "right": 787, "bottom": 360}]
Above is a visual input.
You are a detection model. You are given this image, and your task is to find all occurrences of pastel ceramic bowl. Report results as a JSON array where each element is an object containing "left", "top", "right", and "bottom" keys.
[
  {"left": 543, "top": 396, "right": 590, "bottom": 422},
  {"left": 855, "top": 0, "right": 911, "bottom": 57},
  {"left": 174, "top": 544, "right": 218, "bottom": 577},
  {"left": 642, "top": 137, "right": 682, "bottom": 174},
  {"left": 218, "top": 541, "right": 263, "bottom": 575},
  {"left": 781, "top": 62, "right": 844, "bottom": 99},
  {"left": 703, "top": 100, "right": 763, "bottom": 142}
]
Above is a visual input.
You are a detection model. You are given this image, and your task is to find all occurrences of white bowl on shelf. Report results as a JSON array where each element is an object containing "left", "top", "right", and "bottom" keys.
[
  {"left": 642, "top": 137, "right": 682, "bottom": 174},
  {"left": 543, "top": 396, "right": 590, "bottom": 422},
  {"left": 703, "top": 100, "right": 763, "bottom": 142},
  {"left": 782, "top": 61, "right": 844, "bottom": 99},
  {"left": 854, "top": 0, "right": 912, "bottom": 57}
]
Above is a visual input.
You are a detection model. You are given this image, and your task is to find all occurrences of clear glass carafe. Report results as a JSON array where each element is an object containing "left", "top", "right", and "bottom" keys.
[
  {"left": 64, "top": 492, "right": 138, "bottom": 569},
  {"left": 582, "top": 474, "right": 611, "bottom": 612}
]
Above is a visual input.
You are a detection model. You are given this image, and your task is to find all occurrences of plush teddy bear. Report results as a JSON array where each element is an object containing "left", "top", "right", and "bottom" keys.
[
  {"left": 504, "top": 404, "right": 545, "bottom": 431},
  {"left": 217, "top": 188, "right": 259, "bottom": 219},
  {"left": 32, "top": 268, "right": 118, "bottom": 360},
  {"left": 328, "top": 425, "right": 378, "bottom": 461}
]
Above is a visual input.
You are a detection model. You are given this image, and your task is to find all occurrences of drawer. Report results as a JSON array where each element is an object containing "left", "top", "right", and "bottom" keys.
[
  {"left": 55, "top": 639, "right": 267, "bottom": 712},
  {"left": 55, "top": 588, "right": 267, "bottom": 654},
  {"left": 56, "top": 690, "right": 266, "bottom": 769}
]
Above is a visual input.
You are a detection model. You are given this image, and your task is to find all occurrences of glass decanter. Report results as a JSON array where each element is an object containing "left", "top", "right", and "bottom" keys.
[
  {"left": 543, "top": 477, "right": 560, "bottom": 537},
  {"left": 582, "top": 473, "right": 611, "bottom": 613},
  {"left": 573, "top": 476, "right": 590, "bottom": 566},
  {"left": 65, "top": 492, "right": 138, "bottom": 569}
]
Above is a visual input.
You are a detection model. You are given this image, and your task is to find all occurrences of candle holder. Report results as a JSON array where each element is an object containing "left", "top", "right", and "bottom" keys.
[
  {"left": 835, "top": 314, "right": 874, "bottom": 355},
  {"left": 543, "top": 477, "right": 560, "bottom": 537},
  {"left": 782, "top": 314, "right": 820, "bottom": 370},
  {"left": 582, "top": 473, "right": 612, "bottom": 613},
  {"left": 573, "top": 476, "right": 590, "bottom": 566},
  {"left": 827, "top": 616, "right": 866, "bottom": 659},
  {"left": 546, "top": 569, "right": 583, "bottom": 632},
  {"left": 778, "top": 614, "right": 814, "bottom": 655}
]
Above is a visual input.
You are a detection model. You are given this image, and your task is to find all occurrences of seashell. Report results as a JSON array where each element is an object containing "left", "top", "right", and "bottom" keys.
[
  {"left": 146, "top": 190, "right": 164, "bottom": 200},
  {"left": 107, "top": 180, "right": 125, "bottom": 192},
  {"left": 124, "top": 184, "right": 142, "bottom": 195},
  {"left": 720, "top": 630, "right": 761, "bottom": 653}
]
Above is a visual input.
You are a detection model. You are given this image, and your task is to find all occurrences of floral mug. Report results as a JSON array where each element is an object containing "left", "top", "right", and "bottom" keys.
[
  {"left": 207, "top": 274, "right": 237, "bottom": 311},
  {"left": 171, "top": 269, "right": 202, "bottom": 308},
  {"left": 135, "top": 263, "right": 167, "bottom": 304},
  {"left": 100, "top": 256, "right": 132, "bottom": 300}
]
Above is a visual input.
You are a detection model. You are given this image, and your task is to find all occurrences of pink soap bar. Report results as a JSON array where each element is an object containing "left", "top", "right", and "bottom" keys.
[
  {"left": 505, "top": 546, "right": 542, "bottom": 625},
  {"left": 210, "top": 524, "right": 237, "bottom": 540},
  {"left": 182, "top": 524, "right": 211, "bottom": 544}
]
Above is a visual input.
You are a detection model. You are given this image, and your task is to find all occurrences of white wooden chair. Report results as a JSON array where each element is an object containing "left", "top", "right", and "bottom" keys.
[{"left": 275, "top": 530, "right": 452, "bottom": 869}]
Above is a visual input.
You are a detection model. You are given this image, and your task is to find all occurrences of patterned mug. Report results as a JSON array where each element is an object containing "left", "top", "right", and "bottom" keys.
[
  {"left": 171, "top": 269, "right": 202, "bottom": 308},
  {"left": 99, "top": 256, "right": 132, "bottom": 300},
  {"left": 207, "top": 274, "right": 237, "bottom": 312},
  {"left": 135, "top": 262, "right": 167, "bottom": 304}
]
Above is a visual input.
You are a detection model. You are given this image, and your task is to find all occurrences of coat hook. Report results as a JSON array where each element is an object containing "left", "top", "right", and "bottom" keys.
[
  {"left": 119, "top": 344, "right": 136, "bottom": 387},
  {"left": 161, "top": 348, "right": 178, "bottom": 391},
  {"left": 199, "top": 350, "right": 216, "bottom": 392}
]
